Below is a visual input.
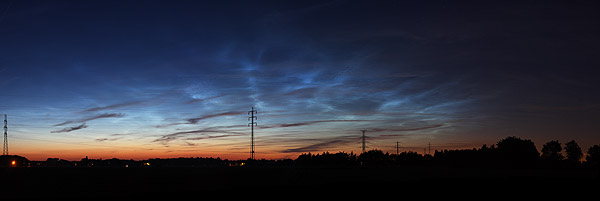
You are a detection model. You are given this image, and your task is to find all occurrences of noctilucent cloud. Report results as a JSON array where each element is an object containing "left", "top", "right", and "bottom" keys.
[{"left": 1, "top": 1, "right": 599, "bottom": 160}]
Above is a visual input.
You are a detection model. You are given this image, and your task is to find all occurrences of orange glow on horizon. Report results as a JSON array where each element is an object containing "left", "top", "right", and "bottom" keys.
[{"left": 13, "top": 147, "right": 297, "bottom": 161}]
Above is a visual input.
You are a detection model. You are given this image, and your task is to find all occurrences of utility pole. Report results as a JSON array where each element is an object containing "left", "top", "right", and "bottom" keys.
[
  {"left": 3, "top": 114, "right": 7, "bottom": 155},
  {"left": 396, "top": 141, "right": 399, "bottom": 155},
  {"left": 360, "top": 130, "right": 367, "bottom": 153},
  {"left": 248, "top": 107, "right": 257, "bottom": 160},
  {"left": 428, "top": 142, "right": 431, "bottom": 156}
]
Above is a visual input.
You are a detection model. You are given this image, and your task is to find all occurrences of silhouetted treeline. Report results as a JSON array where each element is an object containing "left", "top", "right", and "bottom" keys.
[
  {"left": 13, "top": 136, "right": 600, "bottom": 170},
  {"left": 295, "top": 136, "right": 600, "bottom": 170},
  {"left": 31, "top": 157, "right": 236, "bottom": 168},
  {"left": 296, "top": 151, "right": 358, "bottom": 166},
  {"left": 27, "top": 156, "right": 293, "bottom": 168}
]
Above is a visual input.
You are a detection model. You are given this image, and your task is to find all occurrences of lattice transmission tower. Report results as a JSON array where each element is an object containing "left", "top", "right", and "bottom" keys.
[
  {"left": 248, "top": 107, "right": 257, "bottom": 160},
  {"left": 3, "top": 114, "right": 7, "bottom": 155},
  {"left": 361, "top": 130, "right": 367, "bottom": 153}
]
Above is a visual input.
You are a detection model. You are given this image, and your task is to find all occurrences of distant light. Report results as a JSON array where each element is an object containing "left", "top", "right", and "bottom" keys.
[
  {"left": 11, "top": 161, "right": 16, "bottom": 166},
  {"left": 240, "top": 162, "right": 245, "bottom": 166},
  {"left": 144, "top": 162, "right": 150, "bottom": 166}
]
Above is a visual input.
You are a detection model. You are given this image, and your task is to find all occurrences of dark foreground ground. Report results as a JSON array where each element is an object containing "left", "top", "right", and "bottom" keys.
[{"left": 1, "top": 166, "right": 598, "bottom": 199}]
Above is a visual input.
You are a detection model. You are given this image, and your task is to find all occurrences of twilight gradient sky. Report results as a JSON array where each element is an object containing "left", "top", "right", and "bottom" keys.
[{"left": 1, "top": 0, "right": 599, "bottom": 160}]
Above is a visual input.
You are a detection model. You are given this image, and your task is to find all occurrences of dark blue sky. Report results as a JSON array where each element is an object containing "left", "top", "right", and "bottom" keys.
[{"left": 1, "top": 0, "right": 599, "bottom": 160}]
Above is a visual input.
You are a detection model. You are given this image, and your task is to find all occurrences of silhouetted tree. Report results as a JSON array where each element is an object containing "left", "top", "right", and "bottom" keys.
[
  {"left": 295, "top": 151, "right": 357, "bottom": 166},
  {"left": 586, "top": 145, "right": 600, "bottom": 168},
  {"left": 393, "top": 151, "right": 426, "bottom": 166},
  {"left": 564, "top": 140, "right": 583, "bottom": 164},
  {"left": 541, "top": 140, "right": 563, "bottom": 161},
  {"left": 496, "top": 136, "right": 539, "bottom": 167},
  {"left": 434, "top": 148, "right": 477, "bottom": 167},
  {"left": 431, "top": 144, "right": 501, "bottom": 167},
  {"left": 295, "top": 152, "right": 313, "bottom": 165},
  {"left": 358, "top": 149, "right": 390, "bottom": 166}
]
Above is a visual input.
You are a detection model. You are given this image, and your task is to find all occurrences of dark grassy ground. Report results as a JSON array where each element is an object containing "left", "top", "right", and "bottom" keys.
[{"left": 1, "top": 166, "right": 597, "bottom": 199}]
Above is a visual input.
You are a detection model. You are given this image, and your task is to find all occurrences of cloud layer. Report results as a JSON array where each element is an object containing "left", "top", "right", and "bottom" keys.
[
  {"left": 53, "top": 113, "right": 125, "bottom": 127},
  {"left": 82, "top": 101, "right": 143, "bottom": 113},
  {"left": 4, "top": 1, "right": 599, "bottom": 159},
  {"left": 51, "top": 124, "right": 88, "bottom": 133}
]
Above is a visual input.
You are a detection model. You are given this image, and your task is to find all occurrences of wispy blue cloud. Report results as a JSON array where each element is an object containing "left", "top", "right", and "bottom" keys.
[
  {"left": 51, "top": 123, "right": 88, "bottom": 133},
  {"left": 53, "top": 113, "right": 125, "bottom": 127},
  {"left": 82, "top": 101, "right": 143, "bottom": 113}
]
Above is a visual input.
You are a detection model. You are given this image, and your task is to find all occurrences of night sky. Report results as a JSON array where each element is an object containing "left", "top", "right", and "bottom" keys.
[{"left": 1, "top": 0, "right": 599, "bottom": 160}]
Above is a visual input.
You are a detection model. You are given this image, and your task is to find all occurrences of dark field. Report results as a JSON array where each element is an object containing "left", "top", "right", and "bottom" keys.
[{"left": 1, "top": 166, "right": 597, "bottom": 198}]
